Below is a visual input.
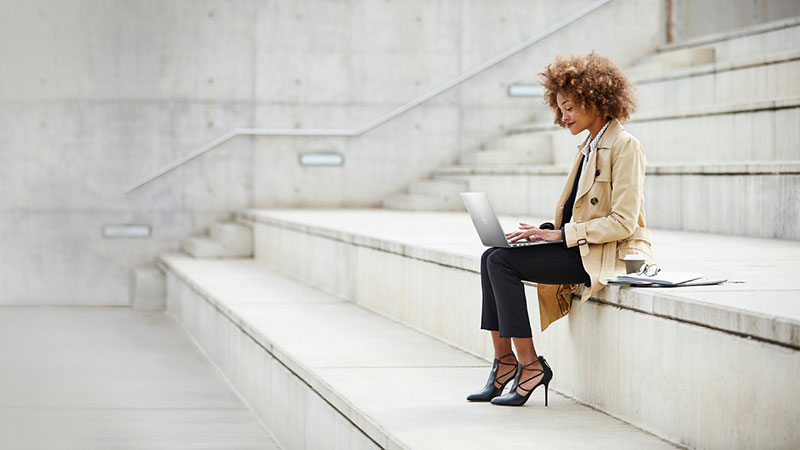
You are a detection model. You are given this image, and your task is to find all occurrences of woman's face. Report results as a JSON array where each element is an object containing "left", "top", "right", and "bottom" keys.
[{"left": 556, "top": 92, "right": 599, "bottom": 136}]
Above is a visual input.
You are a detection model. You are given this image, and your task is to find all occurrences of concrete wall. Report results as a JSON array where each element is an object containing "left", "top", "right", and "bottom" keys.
[{"left": 0, "top": 0, "right": 663, "bottom": 305}]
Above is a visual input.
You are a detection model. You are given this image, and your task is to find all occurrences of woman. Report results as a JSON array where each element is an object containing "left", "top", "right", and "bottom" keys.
[{"left": 466, "top": 52, "right": 655, "bottom": 407}]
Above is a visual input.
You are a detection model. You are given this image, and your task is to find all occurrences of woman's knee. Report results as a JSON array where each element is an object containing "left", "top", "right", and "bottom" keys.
[
  {"left": 486, "top": 248, "right": 513, "bottom": 269},
  {"left": 481, "top": 247, "right": 500, "bottom": 269}
]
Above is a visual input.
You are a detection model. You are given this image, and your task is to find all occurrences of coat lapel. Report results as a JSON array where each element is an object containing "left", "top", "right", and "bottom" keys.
[
  {"left": 573, "top": 119, "right": 624, "bottom": 201},
  {"left": 574, "top": 149, "right": 597, "bottom": 201}
]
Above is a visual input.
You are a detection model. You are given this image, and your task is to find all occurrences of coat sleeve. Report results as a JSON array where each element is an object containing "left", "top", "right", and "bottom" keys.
[{"left": 563, "top": 135, "right": 646, "bottom": 247}]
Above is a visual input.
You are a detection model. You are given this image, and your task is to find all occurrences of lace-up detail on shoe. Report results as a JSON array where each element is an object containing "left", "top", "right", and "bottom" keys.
[
  {"left": 492, "top": 353, "right": 518, "bottom": 389},
  {"left": 515, "top": 361, "right": 545, "bottom": 395}
]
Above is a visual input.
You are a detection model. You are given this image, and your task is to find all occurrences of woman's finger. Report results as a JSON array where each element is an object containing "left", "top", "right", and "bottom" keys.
[
  {"left": 524, "top": 231, "right": 542, "bottom": 241},
  {"left": 508, "top": 232, "right": 526, "bottom": 242}
]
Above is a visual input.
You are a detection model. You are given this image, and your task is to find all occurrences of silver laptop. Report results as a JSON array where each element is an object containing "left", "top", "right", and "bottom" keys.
[{"left": 460, "top": 192, "right": 563, "bottom": 248}]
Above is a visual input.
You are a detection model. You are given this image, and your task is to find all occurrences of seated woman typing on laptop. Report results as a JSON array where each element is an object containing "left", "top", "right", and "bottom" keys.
[{"left": 467, "top": 52, "right": 654, "bottom": 407}]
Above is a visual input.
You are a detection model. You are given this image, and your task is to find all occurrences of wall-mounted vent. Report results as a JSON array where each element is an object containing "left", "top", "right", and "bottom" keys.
[
  {"left": 507, "top": 84, "right": 543, "bottom": 97},
  {"left": 299, "top": 152, "right": 345, "bottom": 166}
]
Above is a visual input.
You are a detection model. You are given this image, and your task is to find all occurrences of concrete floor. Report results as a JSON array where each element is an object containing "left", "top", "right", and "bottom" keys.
[{"left": 0, "top": 306, "right": 280, "bottom": 450}]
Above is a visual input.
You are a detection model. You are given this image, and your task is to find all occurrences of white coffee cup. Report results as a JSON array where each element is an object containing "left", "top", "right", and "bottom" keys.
[{"left": 623, "top": 254, "right": 647, "bottom": 274}]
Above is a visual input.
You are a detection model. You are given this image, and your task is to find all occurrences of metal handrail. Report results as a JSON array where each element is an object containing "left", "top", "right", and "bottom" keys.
[{"left": 122, "top": 0, "right": 611, "bottom": 194}]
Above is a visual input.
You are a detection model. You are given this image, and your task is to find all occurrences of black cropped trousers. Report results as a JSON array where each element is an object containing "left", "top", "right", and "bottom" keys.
[{"left": 480, "top": 244, "right": 590, "bottom": 338}]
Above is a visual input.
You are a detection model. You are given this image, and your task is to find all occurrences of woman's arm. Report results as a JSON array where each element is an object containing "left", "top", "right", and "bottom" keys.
[{"left": 563, "top": 135, "right": 646, "bottom": 247}]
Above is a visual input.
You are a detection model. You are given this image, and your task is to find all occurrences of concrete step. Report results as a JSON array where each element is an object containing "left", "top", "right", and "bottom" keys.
[
  {"left": 238, "top": 208, "right": 800, "bottom": 450},
  {"left": 386, "top": 160, "right": 800, "bottom": 238},
  {"left": 458, "top": 132, "right": 554, "bottom": 168},
  {"left": 158, "top": 252, "right": 682, "bottom": 450},
  {"left": 211, "top": 220, "right": 253, "bottom": 255},
  {"left": 180, "top": 220, "right": 253, "bottom": 258},
  {"left": 634, "top": 51, "right": 800, "bottom": 112},
  {"left": 210, "top": 220, "right": 249, "bottom": 242},
  {"left": 660, "top": 16, "right": 800, "bottom": 63},
  {"left": 436, "top": 161, "right": 800, "bottom": 176},
  {"left": 628, "top": 15, "right": 800, "bottom": 78},
  {"left": 628, "top": 46, "right": 714, "bottom": 78},
  {"left": 390, "top": 179, "right": 470, "bottom": 212},
  {"left": 408, "top": 179, "right": 467, "bottom": 200},
  {"left": 431, "top": 162, "right": 800, "bottom": 240},
  {"left": 181, "top": 235, "right": 225, "bottom": 258},
  {"left": 510, "top": 96, "right": 800, "bottom": 164},
  {"left": 382, "top": 193, "right": 459, "bottom": 211},
  {"left": 481, "top": 133, "right": 552, "bottom": 152},
  {"left": 459, "top": 147, "right": 552, "bottom": 166}
]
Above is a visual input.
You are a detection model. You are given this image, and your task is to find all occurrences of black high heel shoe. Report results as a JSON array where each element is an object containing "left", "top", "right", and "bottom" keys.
[
  {"left": 466, "top": 352, "right": 519, "bottom": 402},
  {"left": 490, "top": 355, "right": 553, "bottom": 407}
]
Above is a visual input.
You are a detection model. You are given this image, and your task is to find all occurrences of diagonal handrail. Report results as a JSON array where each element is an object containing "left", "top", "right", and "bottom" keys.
[{"left": 122, "top": 0, "right": 611, "bottom": 195}]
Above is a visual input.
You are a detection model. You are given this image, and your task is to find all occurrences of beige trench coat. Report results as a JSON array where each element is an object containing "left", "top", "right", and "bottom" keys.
[{"left": 536, "top": 119, "right": 655, "bottom": 332}]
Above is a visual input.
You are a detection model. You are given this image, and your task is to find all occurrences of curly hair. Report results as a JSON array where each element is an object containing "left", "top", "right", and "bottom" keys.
[{"left": 538, "top": 52, "right": 635, "bottom": 127}]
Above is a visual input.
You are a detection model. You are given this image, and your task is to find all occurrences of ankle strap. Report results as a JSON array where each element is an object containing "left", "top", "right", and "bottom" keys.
[{"left": 496, "top": 352, "right": 517, "bottom": 365}]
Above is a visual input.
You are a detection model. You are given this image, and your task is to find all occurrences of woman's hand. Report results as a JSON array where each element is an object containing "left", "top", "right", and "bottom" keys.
[{"left": 505, "top": 222, "right": 562, "bottom": 242}]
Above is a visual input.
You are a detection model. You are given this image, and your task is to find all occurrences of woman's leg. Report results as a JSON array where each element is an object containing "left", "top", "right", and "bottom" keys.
[
  {"left": 479, "top": 247, "right": 501, "bottom": 338},
  {"left": 481, "top": 247, "right": 510, "bottom": 358},
  {"left": 490, "top": 330, "right": 513, "bottom": 357},
  {"left": 512, "top": 337, "right": 538, "bottom": 367},
  {"left": 512, "top": 337, "right": 543, "bottom": 394},
  {"left": 479, "top": 248, "right": 517, "bottom": 388},
  {"left": 485, "top": 244, "right": 588, "bottom": 395}
]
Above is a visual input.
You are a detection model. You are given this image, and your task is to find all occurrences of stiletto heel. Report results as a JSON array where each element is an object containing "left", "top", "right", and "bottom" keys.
[
  {"left": 466, "top": 352, "right": 518, "bottom": 402},
  {"left": 544, "top": 382, "right": 549, "bottom": 406},
  {"left": 490, "top": 355, "right": 553, "bottom": 407}
]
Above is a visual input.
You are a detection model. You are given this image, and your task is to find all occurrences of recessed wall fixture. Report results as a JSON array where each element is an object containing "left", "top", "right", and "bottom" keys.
[
  {"left": 299, "top": 152, "right": 345, "bottom": 167},
  {"left": 507, "top": 84, "right": 543, "bottom": 97},
  {"left": 103, "top": 224, "right": 151, "bottom": 238}
]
